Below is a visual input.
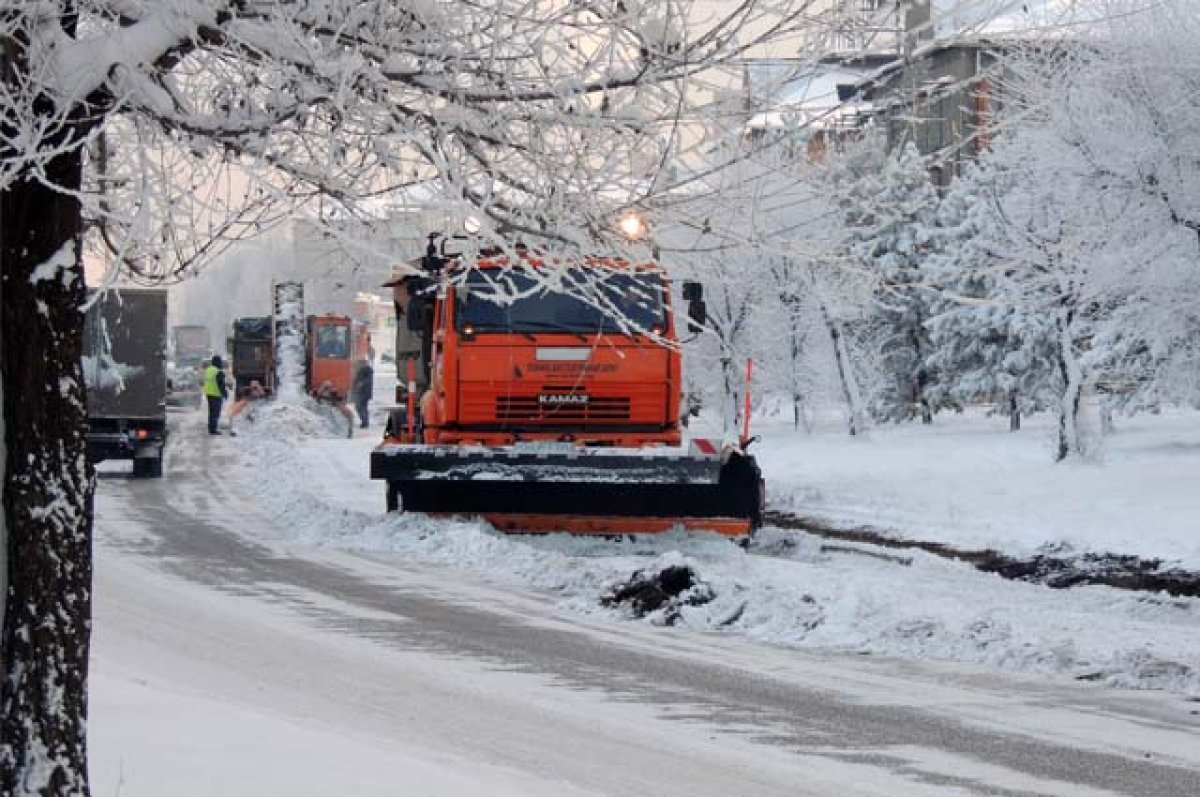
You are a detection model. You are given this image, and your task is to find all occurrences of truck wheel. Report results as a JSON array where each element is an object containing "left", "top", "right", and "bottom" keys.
[
  {"left": 386, "top": 482, "right": 400, "bottom": 513},
  {"left": 385, "top": 409, "right": 406, "bottom": 439},
  {"left": 133, "top": 454, "right": 164, "bottom": 479}
]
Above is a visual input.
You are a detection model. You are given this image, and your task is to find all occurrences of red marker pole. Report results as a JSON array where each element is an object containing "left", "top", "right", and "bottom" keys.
[
  {"left": 406, "top": 360, "right": 416, "bottom": 442},
  {"left": 741, "top": 358, "right": 753, "bottom": 448}
]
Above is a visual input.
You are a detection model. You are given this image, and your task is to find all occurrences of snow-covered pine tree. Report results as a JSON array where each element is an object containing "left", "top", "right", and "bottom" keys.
[
  {"left": 846, "top": 143, "right": 941, "bottom": 423},
  {"left": 923, "top": 165, "right": 1060, "bottom": 430}
]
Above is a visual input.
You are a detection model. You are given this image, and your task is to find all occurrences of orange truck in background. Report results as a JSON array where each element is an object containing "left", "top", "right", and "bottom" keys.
[
  {"left": 306, "top": 314, "right": 370, "bottom": 398},
  {"left": 231, "top": 284, "right": 370, "bottom": 401},
  {"left": 370, "top": 240, "right": 763, "bottom": 536}
]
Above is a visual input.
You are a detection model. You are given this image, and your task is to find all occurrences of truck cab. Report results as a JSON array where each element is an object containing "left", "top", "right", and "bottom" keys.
[
  {"left": 307, "top": 315, "right": 371, "bottom": 398},
  {"left": 416, "top": 256, "right": 684, "bottom": 448}
]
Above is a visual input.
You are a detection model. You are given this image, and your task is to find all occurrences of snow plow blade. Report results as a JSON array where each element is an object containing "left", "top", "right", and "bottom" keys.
[{"left": 370, "top": 443, "right": 763, "bottom": 536}]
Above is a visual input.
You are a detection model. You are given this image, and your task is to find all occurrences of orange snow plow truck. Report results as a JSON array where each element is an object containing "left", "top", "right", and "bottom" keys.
[{"left": 369, "top": 236, "right": 764, "bottom": 536}]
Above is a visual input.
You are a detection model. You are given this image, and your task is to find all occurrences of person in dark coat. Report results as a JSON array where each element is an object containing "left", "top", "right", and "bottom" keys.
[
  {"left": 202, "top": 355, "right": 229, "bottom": 435},
  {"left": 352, "top": 359, "right": 374, "bottom": 429}
]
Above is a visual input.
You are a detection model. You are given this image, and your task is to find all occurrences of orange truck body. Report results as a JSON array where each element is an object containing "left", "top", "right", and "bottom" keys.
[
  {"left": 418, "top": 257, "right": 682, "bottom": 449},
  {"left": 371, "top": 251, "right": 763, "bottom": 536},
  {"left": 306, "top": 315, "right": 371, "bottom": 398}
]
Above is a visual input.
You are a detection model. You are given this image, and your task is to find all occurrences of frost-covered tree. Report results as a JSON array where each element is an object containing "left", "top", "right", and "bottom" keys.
[
  {"left": 943, "top": 2, "right": 1200, "bottom": 458},
  {"left": 662, "top": 122, "right": 909, "bottom": 438},
  {"left": 965, "top": 136, "right": 1114, "bottom": 460},
  {"left": 798, "top": 127, "right": 905, "bottom": 435},
  {"left": 941, "top": 114, "right": 1182, "bottom": 460},
  {"left": 844, "top": 143, "right": 940, "bottom": 423},
  {"left": 658, "top": 123, "right": 879, "bottom": 438},
  {"left": 656, "top": 147, "right": 783, "bottom": 441},
  {"left": 923, "top": 165, "right": 1060, "bottom": 430},
  {"left": 0, "top": 2, "right": 826, "bottom": 791},
  {"left": 764, "top": 252, "right": 815, "bottom": 430}
]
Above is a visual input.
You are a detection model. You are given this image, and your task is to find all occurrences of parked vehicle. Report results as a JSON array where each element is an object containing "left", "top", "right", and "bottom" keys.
[
  {"left": 83, "top": 289, "right": 168, "bottom": 477},
  {"left": 230, "top": 316, "right": 274, "bottom": 394},
  {"left": 165, "top": 360, "right": 202, "bottom": 408},
  {"left": 172, "top": 325, "right": 210, "bottom": 367}
]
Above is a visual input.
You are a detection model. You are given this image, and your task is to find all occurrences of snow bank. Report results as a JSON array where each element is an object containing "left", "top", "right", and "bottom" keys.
[
  {"left": 232, "top": 395, "right": 351, "bottom": 440},
  {"left": 234, "top": 421, "right": 1200, "bottom": 697}
]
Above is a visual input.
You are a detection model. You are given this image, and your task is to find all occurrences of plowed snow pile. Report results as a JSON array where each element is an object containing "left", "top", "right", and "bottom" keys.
[
  {"left": 234, "top": 418, "right": 1200, "bottom": 697},
  {"left": 231, "top": 398, "right": 351, "bottom": 440}
]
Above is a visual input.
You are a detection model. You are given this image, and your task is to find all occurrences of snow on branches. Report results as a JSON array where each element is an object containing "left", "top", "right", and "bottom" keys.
[{"left": 1, "top": 0, "right": 830, "bottom": 282}]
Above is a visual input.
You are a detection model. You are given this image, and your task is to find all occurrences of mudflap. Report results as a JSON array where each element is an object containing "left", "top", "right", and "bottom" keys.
[{"left": 131, "top": 439, "right": 166, "bottom": 479}]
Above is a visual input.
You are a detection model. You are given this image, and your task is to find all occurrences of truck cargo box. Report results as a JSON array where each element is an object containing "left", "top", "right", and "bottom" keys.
[{"left": 83, "top": 289, "right": 168, "bottom": 474}]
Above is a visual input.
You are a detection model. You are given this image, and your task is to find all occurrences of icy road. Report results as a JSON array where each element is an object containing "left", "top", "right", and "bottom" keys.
[{"left": 89, "top": 418, "right": 1200, "bottom": 796}]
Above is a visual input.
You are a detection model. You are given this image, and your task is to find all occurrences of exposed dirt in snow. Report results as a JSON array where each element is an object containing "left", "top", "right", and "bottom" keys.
[
  {"left": 763, "top": 511, "right": 1200, "bottom": 598},
  {"left": 601, "top": 564, "right": 715, "bottom": 624}
]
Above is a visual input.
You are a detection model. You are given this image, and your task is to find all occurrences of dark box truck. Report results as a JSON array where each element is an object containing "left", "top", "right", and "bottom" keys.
[
  {"left": 231, "top": 316, "right": 273, "bottom": 394},
  {"left": 83, "top": 289, "right": 168, "bottom": 477}
]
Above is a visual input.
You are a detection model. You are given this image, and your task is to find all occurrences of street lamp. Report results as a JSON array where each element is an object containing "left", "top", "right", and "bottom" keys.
[{"left": 616, "top": 210, "right": 649, "bottom": 241}]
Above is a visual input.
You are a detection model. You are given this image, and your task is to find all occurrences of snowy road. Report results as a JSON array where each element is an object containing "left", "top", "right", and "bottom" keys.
[{"left": 89, "top": 421, "right": 1200, "bottom": 796}]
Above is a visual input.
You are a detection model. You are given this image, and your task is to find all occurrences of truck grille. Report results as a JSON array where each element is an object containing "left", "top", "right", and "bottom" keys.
[{"left": 496, "top": 385, "right": 631, "bottom": 422}]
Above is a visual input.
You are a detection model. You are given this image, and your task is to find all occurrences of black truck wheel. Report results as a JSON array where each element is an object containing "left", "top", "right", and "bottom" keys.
[{"left": 386, "top": 481, "right": 401, "bottom": 513}]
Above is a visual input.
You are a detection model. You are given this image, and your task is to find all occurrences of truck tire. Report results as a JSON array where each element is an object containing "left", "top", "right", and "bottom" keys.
[
  {"left": 133, "top": 454, "right": 164, "bottom": 479},
  {"left": 385, "top": 408, "right": 406, "bottom": 439},
  {"left": 386, "top": 481, "right": 400, "bottom": 513}
]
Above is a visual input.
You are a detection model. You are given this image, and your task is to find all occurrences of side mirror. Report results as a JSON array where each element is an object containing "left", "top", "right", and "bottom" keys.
[
  {"left": 687, "top": 299, "right": 706, "bottom": 333},
  {"left": 682, "top": 281, "right": 703, "bottom": 302}
]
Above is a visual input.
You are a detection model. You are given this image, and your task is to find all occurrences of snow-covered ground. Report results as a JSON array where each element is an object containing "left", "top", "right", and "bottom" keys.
[
  {"left": 745, "top": 408, "right": 1200, "bottom": 568},
  {"left": 228, "top": 401, "right": 1200, "bottom": 697}
]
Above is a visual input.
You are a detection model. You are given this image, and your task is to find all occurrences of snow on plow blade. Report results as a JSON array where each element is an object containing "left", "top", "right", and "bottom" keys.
[{"left": 370, "top": 443, "right": 763, "bottom": 536}]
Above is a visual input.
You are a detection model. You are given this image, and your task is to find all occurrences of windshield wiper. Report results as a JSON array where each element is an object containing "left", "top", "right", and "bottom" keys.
[
  {"left": 506, "top": 321, "right": 598, "bottom": 341},
  {"left": 463, "top": 324, "right": 535, "bottom": 341}
]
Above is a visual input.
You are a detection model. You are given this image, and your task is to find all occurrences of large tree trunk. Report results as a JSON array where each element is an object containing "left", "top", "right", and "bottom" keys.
[{"left": 0, "top": 153, "right": 94, "bottom": 794}]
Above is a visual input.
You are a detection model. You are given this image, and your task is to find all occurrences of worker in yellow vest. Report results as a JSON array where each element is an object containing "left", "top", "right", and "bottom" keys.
[{"left": 202, "top": 355, "right": 230, "bottom": 435}]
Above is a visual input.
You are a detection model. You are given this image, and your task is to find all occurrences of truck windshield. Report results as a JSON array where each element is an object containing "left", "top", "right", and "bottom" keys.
[
  {"left": 456, "top": 267, "right": 666, "bottom": 334},
  {"left": 315, "top": 325, "right": 350, "bottom": 358}
]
